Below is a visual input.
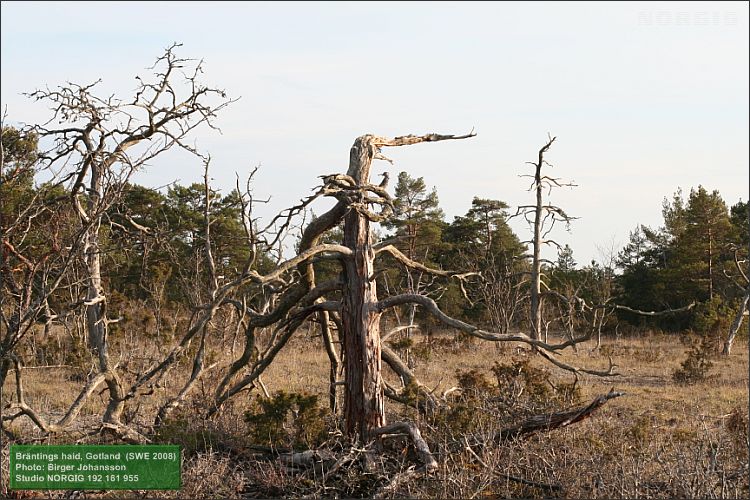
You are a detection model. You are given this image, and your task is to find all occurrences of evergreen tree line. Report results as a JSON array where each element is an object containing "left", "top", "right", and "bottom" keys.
[
  {"left": 378, "top": 171, "right": 748, "bottom": 338},
  {"left": 2, "top": 126, "right": 747, "bottom": 339}
]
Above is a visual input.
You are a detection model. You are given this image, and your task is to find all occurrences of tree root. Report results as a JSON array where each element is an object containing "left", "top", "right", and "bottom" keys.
[
  {"left": 249, "top": 420, "right": 438, "bottom": 497},
  {"left": 245, "top": 391, "right": 622, "bottom": 497}
]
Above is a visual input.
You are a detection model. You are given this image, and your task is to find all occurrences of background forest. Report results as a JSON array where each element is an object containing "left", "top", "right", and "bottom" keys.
[{"left": 4, "top": 125, "right": 747, "bottom": 345}]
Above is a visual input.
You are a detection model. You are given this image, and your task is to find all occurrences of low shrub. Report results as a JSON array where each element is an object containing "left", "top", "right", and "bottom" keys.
[
  {"left": 244, "top": 390, "right": 328, "bottom": 449},
  {"left": 672, "top": 333, "right": 716, "bottom": 385}
]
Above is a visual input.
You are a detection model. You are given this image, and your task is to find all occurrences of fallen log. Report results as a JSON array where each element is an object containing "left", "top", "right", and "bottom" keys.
[{"left": 494, "top": 388, "right": 625, "bottom": 443}]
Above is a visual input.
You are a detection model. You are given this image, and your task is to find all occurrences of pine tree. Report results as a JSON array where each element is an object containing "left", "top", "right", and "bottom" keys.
[
  {"left": 442, "top": 197, "right": 527, "bottom": 332},
  {"left": 616, "top": 187, "right": 738, "bottom": 330},
  {"left": 380, "top": 172, "right": 446, "bottom": 361}
]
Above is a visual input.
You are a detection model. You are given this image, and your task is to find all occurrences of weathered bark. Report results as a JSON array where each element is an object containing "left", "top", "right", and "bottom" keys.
[
  {"left": 84, "top": 165, "right": 107, "bottom": 360},
  {"left": 341, "top": 136, "right": 385, "bottom": 440},
  {"left": 336, "top": 132, "right": 475, "bottom": 441},
  {"left": 722, "top": 288, "right": 749, "bottom": 355}
]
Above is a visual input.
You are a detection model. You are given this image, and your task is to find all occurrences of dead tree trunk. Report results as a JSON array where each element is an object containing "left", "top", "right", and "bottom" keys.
[
  {"left": 82, "top": 163, "right": 126, "bottom": 426},
  {"left": 341, "top": 136, "right": 385, "bottom": 440},
  {"left": 529, "top": 137, "right": 555, "bottom": 341},
  {"left": 336, "top": 132, "right": 475, "bottom": 441}
]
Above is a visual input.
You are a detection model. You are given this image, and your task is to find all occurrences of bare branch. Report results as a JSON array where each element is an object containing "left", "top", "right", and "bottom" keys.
[
  {"left": 605, "top": 302, "right": 696, "bottom": 317},
  {"left": 375, "top": 294, "right": 617, "bottom": 376},
  {"left": 372, "top": 131, "right": 476, "bottom": 147},
  {"left": 375, "top": 244, "right": 477, "bottom": 280}
]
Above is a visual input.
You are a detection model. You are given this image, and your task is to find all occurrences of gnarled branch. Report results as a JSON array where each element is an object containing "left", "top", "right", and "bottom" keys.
[{"left": 375, "top": 294, "right": 618, "bottom": 376}]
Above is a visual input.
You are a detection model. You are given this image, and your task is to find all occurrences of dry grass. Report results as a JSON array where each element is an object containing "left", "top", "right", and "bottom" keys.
[{"left": 2, "top": 328, "right": 748, "bottom": 498}]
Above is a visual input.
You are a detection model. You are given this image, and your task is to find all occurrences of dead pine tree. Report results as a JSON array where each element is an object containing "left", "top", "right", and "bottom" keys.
[
  {"left": 339, "top": 133, "right": 483, "bottom": 439},
  {"left": 326, "top": 134, "right": 623, "bottom": 446},
  {"left": 514, "top": 135, "right": 577, "bottom": 342},
  {"left": 210, "top": 131, "right": 622, "bottom": 479}
]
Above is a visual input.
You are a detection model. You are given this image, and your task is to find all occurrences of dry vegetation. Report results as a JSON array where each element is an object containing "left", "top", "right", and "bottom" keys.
[{"left": 2, "top": 324, "right": 748, "bottom": 499}]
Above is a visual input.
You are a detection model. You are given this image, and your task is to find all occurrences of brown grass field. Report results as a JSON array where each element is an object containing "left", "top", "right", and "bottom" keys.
[{"left": 1, "top": 327, "right": 748, "bottom": 498}]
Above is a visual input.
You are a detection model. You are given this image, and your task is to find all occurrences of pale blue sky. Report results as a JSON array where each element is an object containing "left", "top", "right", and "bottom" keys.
[{"left": 2, "top": 1, "right": 748, "bottom": 264}]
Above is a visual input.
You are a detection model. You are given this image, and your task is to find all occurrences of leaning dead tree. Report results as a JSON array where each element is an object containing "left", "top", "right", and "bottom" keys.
[{"left": 722, "top": 244, "right": 749, "bottom": 355}]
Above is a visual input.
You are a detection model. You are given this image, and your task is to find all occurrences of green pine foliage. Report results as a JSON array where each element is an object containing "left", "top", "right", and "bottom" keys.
[
  {"left": 244, "top": 391, "right": 328, "bottom": 449},
  {"left": 616, "top": 186, "right": 746, "bottom": 331}
]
